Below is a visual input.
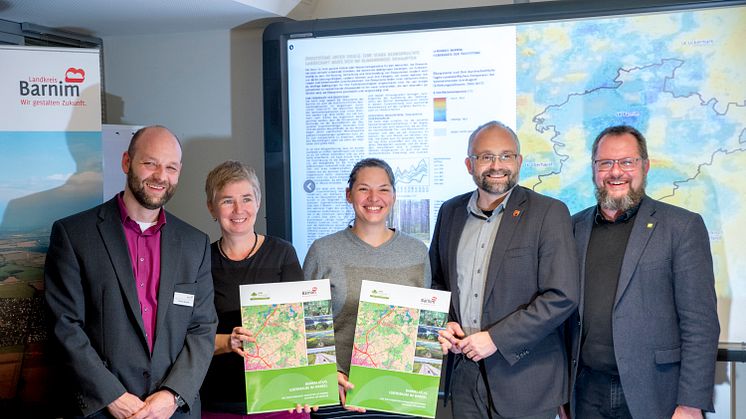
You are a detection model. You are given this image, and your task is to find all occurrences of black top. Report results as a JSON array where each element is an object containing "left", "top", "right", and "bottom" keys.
[
  {"left": 200, "top": 235, "right": 303, "bottom": 412},
  {"left": 580, "top": 204, "right": 639, "bottom": 374}
]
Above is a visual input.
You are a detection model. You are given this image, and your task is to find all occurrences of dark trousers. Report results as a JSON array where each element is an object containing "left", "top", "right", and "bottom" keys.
[
  {"left": 451, "top": 355, "right": 556, "bottom": 419},
  {"left": 575, "top": 367, "right": 633, "bottom": 419}
]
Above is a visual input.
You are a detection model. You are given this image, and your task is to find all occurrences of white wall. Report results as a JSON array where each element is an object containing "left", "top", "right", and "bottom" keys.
[{"left": 103, "top": 26, "right": 267, "bottom": 240}]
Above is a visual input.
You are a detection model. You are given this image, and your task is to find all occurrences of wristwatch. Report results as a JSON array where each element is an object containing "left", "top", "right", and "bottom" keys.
[{"left": 165, "top": 388, "right": 186, "bottom": 408}]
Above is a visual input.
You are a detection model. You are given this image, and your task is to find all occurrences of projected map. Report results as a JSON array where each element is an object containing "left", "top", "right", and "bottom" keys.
[
  {"left": 514, "top": 7, "right": 746, "bottom": 340},
  {"left": 287, "top": 4, "right": 745, "bottom": 344}
]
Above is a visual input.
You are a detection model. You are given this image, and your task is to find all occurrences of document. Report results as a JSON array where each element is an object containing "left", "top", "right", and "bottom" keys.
[
  {"left": 287, "top": 26, "right": 517, "bottom": 261},
  {"left": 240, "top": 279, "right": 339, "bottom": 413},
  {"left": 347, "top": 280, "right": 451, "bottom": 417}
]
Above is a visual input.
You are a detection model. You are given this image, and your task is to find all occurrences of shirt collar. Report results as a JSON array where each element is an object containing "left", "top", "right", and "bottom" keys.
[
  {"left": 116, "top": 192, "right": 167, "bottom": 232},
  {"left": 594, "top": 197, "right": 642, "bottom": 225},
  {"left": 467, "top": 186, "right": 515, "bottom": 220}
]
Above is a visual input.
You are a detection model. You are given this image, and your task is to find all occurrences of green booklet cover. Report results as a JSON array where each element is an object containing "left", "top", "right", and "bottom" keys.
[
  {"left": 239, "top": 279, "right": 339, "bottom": 413},
  {"left": 347, "top": 280, "right": 450, "bottom": 418}
]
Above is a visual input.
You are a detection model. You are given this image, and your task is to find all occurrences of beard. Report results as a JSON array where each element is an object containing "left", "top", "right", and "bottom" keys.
[
  {"left": 595, "top": 175, "right": 646, "bottom": 213},
  {"left": 126, "top": 170, "right": 177, "bottom": 210},
  {"left": 473, "top": 168, "right": 517, "bottom": 196}
]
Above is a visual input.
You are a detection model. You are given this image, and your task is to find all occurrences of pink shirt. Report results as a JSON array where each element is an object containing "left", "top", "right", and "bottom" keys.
[{"left": 117, "top": 193, "right": 166, "bottom": 352}]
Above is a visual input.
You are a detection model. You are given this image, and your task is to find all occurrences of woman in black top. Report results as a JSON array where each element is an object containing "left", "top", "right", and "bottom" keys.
[{"left": 201, "top": 160, "right": 309, "bottom": 419}]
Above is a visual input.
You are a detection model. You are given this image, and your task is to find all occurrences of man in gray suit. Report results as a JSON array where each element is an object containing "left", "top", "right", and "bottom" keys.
[
  {"left": 44, "top": 125, "right": 217, "bottom": 418},
  {"left": 568, "top": 125, "right": 719, "bottom": 419},
  {"left": 431, "top": 120, "right": 579, "bottom": 418}
]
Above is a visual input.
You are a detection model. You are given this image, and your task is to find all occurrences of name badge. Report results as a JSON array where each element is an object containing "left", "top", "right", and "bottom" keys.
[{"left": 173, "top": 292, "right": 195, "bottom": 307}]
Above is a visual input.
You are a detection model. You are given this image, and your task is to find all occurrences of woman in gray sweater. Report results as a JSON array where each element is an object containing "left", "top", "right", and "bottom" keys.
[{"left": 303, "top": 158, "right": 431, "bottom": 418}]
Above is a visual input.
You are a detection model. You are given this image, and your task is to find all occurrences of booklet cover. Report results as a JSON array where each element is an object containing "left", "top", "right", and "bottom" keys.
[
  {"left": 239, "top": 279, "right": 339, "bottom": 413},
  {"left": 347, "top": 280, "right": 451, "bottom": 418}
]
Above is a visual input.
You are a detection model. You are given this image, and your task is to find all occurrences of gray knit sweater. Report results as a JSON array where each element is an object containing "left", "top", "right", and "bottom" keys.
[{"left": 302, "top": 227, "right": 431, "bottom": 375}]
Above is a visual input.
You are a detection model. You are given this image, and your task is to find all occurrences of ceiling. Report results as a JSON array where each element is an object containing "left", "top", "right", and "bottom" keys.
[
  {"left": 0, "top": 0, "right": 308, "bottom": 38},
  {"left": 0, "top": 0, "right": 534, "bottom": 39}
]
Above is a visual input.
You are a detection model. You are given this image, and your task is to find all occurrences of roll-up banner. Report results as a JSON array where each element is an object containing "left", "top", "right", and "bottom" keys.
[{"left": 0, "top": 45, "right": 101, "bottom": 410}]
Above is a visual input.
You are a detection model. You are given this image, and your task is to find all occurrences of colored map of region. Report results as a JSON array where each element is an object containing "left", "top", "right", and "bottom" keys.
[
  {"left": 351, "top": 301, "right": 419, "bottom": 372},
  {"left": 241, "top": 303, "right": 308, "bottom": 371},
  {"left": 514, "top": 6, "right": 746, "bottom": 341}
]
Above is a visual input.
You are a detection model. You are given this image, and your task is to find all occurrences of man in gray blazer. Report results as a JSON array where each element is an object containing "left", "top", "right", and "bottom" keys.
[
  {"left": 44, "top": 125, "right": 217, "bottom": 418},
  {"left": 567, "top": 125, "right": 719, "bottom": 419},
  {"left": 431, "top": 121, "right": 579, "bottom": 418}
]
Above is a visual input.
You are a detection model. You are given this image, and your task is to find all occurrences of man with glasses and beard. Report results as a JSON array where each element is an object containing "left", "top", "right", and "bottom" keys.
[
  {"left": 45, "top": 125, "right": 217, "bottom": 418},
  {"left": 431, "top": 120, "right": 579, "bottom": 418},
  {"left": 566, "top": 125, "right": 719, "bottom": 419}
]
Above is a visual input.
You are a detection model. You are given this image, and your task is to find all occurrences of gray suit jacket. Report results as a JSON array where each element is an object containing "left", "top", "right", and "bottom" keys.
[
  {"left": 44, "top": 197, "right": 218, "bottom": 417},
  {"left": 430, "top": 186, "right": 579, "bottom": 417},
  {"left": 569, "top": 196, "right": 719, "bottom": 418}
]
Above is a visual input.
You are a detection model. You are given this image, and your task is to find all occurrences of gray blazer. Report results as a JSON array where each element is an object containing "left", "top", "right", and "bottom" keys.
[
  {"left": 44, "top": 197, "right": 218, "bottom": 417},
  {"left": 569, "top": 196, "right": 719, "bottom": 418},
  {"left": 431, "top": 186, "right": 579, "bottom": 417}
]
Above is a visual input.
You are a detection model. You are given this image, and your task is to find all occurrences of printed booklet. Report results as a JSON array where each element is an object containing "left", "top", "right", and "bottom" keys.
[
  {"left": 347, "top": 280, "right": 450, "bottom": 418},
  {"left": 239, "top": 279, "right": 339, "bottom": 413}
]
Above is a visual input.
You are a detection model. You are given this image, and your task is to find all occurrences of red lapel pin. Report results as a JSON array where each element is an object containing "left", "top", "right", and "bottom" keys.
[{"left": 512, "top": 210, "right": 520, "bottom": 217}]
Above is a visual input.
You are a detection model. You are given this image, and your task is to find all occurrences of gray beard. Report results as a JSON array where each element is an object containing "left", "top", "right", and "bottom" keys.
[
  {"left": 474, "top": 169, "right": 517, "bottom": 196},
  {"left": 595, "top": 179, "right": 646, "bottom": 213}
]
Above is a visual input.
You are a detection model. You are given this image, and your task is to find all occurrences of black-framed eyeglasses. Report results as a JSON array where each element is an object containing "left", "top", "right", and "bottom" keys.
[
  {"left": 593, "top": 157, "right": 643, "bottom": 172},
  {"left": 468, "top": 153, "right": 518, "bottom": 165}
]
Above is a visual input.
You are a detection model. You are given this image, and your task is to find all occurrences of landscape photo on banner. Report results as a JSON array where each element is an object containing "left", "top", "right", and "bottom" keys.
[{"left": 0, "top": 45, "right": 102, "bottom": 410}]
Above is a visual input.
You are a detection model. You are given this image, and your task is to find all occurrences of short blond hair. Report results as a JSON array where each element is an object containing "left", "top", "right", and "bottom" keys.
[{"left": 205, "top": 160, "right": 261, "bottom": 205}]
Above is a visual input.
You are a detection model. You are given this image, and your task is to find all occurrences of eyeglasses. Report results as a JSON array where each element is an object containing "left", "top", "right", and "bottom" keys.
[
  {"left": 468, "top": 153, "right": 518, "bottom": 165},
  {"left": 593, "top": 157, "right": 643, "bottom": 172}
]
